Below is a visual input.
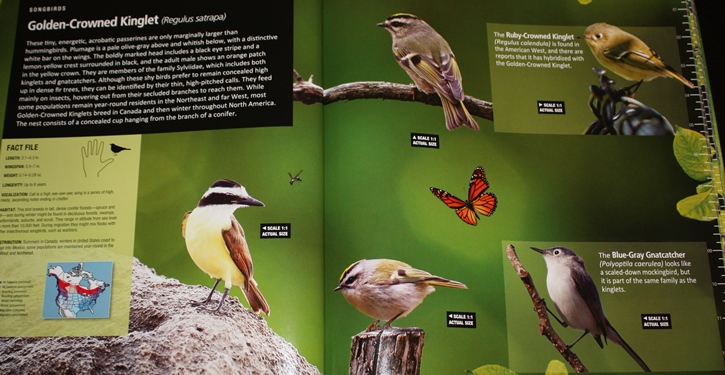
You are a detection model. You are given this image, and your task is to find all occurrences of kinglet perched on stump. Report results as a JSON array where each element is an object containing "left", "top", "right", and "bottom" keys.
[
  {"left": 378, "top": 13, "right": 479, "bottom": 131},
  {"left": 580, "top": 22, "right": 695, "bottom": 89},
  {"left": 335, "top": 259, "right": 467, "bottom": 331}
]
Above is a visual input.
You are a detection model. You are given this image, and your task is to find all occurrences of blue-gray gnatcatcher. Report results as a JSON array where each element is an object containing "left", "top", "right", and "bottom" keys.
[{"left": 531, "top": 246, "right": 651, "bottom": 372}]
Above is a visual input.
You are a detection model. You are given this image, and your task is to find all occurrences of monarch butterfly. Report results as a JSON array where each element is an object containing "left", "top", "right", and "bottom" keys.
[{"left": 430, "top": 166, "right": 497, "bottom": 226}]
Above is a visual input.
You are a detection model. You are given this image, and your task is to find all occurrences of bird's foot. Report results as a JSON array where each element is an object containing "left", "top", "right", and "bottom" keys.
[{"left": 365, "top": 320, "right": 382, "bottom": 332}]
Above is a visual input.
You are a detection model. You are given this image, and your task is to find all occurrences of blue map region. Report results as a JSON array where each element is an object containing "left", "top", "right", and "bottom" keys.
[{"left": 43, "top": 261, "right": 113, "bottom": 319}]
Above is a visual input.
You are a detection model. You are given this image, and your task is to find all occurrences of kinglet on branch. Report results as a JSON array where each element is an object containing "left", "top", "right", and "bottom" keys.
[
  {"left": 580, "top": 22, "right": 695, "bottom": 89},
  {"left": 378, "top": 13, "right": 479, "bottom": 131},
  {"left": 335, "top": 259, "right": 467, "bottom": 331}
]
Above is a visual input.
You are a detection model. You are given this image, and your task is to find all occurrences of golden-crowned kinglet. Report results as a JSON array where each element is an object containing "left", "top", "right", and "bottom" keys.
[
  {"left": 378, "top": 13, "right": 479, "bottom": 131},
  {"left": 335, "top": 259, "right": 467, "bottom": 331},
  {"left": 579, "top": 23, "right": 695, "bottom": 89}
]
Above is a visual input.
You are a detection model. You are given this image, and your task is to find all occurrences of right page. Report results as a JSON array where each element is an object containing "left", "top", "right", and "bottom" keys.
[{"left": 321, "top": 0, "right": 725, "bottom": 374}]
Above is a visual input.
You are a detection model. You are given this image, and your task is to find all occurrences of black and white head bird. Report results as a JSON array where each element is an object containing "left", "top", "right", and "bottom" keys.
[
  {"left": 182, "top": 179, "right": 270, "bottom": 315},
  {"left": 531, "top": 246, "right": 650, "bottom": 372}
]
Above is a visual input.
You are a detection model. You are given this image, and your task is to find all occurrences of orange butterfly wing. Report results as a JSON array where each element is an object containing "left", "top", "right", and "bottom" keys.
[
  {"left": 472, "top": 193, "right": 497, "bottom": 217},
  {"left": 455, "top": 204, "right": 479, "bottom": 226},
  {"left": 430, "top": 187, "right": 466, "bottom": 210},
  {"left": 431, "top": 166, "right": 497, "bottom": 226},
  {"left": 467, "top": 166, "right": 490, "bottom": 202}
]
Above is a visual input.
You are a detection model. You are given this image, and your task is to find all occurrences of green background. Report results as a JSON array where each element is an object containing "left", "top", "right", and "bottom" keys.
[
  {"left": 321, "top": 0, "right": 721, "bottom": 374},
  {"left": 2, "top": 0, "right": 725, "bottom": 374}
]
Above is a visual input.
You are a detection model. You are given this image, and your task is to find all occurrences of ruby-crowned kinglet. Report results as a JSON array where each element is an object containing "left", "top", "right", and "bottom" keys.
[
  {"left": 378, "top": 13, "right": 479, "bottom": 131},
  {"left": 335, "top": 259, "right": 467, "bottom": 331},
  {"left": 580, "top": 22, "right": 695, "bottom": 89}
]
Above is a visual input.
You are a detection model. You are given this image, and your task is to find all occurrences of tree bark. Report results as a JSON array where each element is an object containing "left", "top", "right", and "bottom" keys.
[{"left": 349, "top": 327, "right": 425, "bottom": 375}]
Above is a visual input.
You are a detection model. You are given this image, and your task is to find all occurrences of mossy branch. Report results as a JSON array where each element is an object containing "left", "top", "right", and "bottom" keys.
[{"left": 292, "top": 70, "right": 493, "bottom": 122}]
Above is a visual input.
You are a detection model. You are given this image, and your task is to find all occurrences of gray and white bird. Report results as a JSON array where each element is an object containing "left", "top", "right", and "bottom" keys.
[
  {"left": 531, "top": 246, "right": 650, "bottom": 372},
  {"left": 182, "top": 179, "right": 269, "bottom": 315},
  {"left": 378, "top": 13, "right": 479, "bottom": 131}
]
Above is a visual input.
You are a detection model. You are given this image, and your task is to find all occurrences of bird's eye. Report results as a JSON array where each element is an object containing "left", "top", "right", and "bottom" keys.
[
  {"left": 345, "top": 275, "right": 357, "bottom": 285},
  {"left": 553, "top": 249, "right": 561, "bottom": 256},
  {"left": 594, "top": 33, "right": 603, "bottom": 40},
  {"left": 391, "top": 21, "right": 403, "bottom": 27}
]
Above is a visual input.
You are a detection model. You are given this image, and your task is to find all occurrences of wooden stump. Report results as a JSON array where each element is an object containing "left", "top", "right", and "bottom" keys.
[{"left": 349, "top": 327, "right": 425, "bottom": 375}]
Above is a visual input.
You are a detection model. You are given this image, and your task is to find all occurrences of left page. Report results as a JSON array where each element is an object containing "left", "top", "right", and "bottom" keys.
[{"left": 0, "top": 0, "right": 325, "bottom": 370}]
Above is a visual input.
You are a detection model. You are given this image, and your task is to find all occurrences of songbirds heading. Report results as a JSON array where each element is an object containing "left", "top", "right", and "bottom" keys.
[
  {"left": 580, "top": 22, "right": 695, "bottom": 89},
  {"left": 378, "top": 13, "right": 479, "bottom": 131},
  {"left": 335, "top": 258, "right": 467, "bottom": 331},
  {"left": 182, "top": 179, "right": 270, "bottom": 315}
]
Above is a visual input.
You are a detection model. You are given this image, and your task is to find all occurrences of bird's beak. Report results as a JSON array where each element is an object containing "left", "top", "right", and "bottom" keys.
[
  {"left": 577, "top": 35, "right": 588, "bottom": 40},
  {"left": 240, "top": 196, "right": 265, "bottom": 207},
  {"left": 333, "top": 284, "right": 344, "bottom": 291},
  {"left": 530, "top": 247, "right": 545, "bottom": 254},
  {"left": 376, "top": 21, "right": 387, "bottom": 28}
]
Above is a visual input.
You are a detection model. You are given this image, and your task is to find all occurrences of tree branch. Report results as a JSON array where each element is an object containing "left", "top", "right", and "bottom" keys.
[
  {"left": 505, "top": 244, "right": 589, "bottom": 373},
  {"left": 292, "top": 70, "right": 493, "bottom": 122}
]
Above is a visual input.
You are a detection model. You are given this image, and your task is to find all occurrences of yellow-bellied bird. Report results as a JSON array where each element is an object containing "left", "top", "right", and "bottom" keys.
[{"left": 182, "top": 179, "right": 269, "bottom": 315}]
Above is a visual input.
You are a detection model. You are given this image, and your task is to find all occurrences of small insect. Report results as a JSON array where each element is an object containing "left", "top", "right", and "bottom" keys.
[
  {"left": 430, "top": 166, "right": 497, "bottom": 226},
  {"left": 288, "top": 170, "right": 303, "bottom": 185}
]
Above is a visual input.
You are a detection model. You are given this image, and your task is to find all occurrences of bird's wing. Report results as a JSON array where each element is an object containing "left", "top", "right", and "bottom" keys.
[
  {"left": 222, "top": 216, "right": 254, "bottom": 281},
  {"left": 439, "top": 52, "right": 465, "bottom": 101},
  {"left": 571, "top": 262, "right": 608, "bottom": 345},
  {"left": 394, "top": 47, "right": 463, "bottom": 103},
  {"left": 603, "top": 40, "right": 666, "bottom": 73},
  {"left": 181, "top": 211, "right": 191, "bottom": 238},
  {"left": 223, "top": 216, "right": 270, "bottom": 316},
  {"left": 384, "top": 265, "right": 467, "bottom": 289}
]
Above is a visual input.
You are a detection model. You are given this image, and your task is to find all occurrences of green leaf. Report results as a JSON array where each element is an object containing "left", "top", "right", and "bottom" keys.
[
  {"left": 673, "top": 126, "right": 712, "bottom": 181},
  {"left": 712, "top": 157, "right": 723, "bottom": 197},
  {"left": 676, "top": 187, "right": 717, "bottom": 221},
  {"left": 468, "top": 364, "right": 518, "bottom": 375},
  {"left": 697, "top": 182, "right": 715, "bottom": 194},
  {"left": 545, "top": 360, "right": 569, "bottom": 375}
]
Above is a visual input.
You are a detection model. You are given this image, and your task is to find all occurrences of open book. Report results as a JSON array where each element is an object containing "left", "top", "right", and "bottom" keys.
[{"left": 1, "top": 0, "right": 724, "bottom": 373}]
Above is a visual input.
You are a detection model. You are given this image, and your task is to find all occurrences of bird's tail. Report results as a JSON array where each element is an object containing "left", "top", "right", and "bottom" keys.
[
  {"left": 243, "top": 278, "right": 270, "bottom": 316},
  {"left": 606, "top": 323, "right": 651, "bottom": 372},
  {"left": 442, "top": 97, "right": 479, "bottom": 131},
  {"left": 664, "top": 66, "right": 696, "bottom": 89}
]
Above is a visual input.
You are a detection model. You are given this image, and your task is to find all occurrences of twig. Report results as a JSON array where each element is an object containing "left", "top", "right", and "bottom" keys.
[
  {"left": 505, "top": 244, "right": 588, "bottom": 373},
  {"left": 292, "top": 70, "right": 493, "bottom": 122}
]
